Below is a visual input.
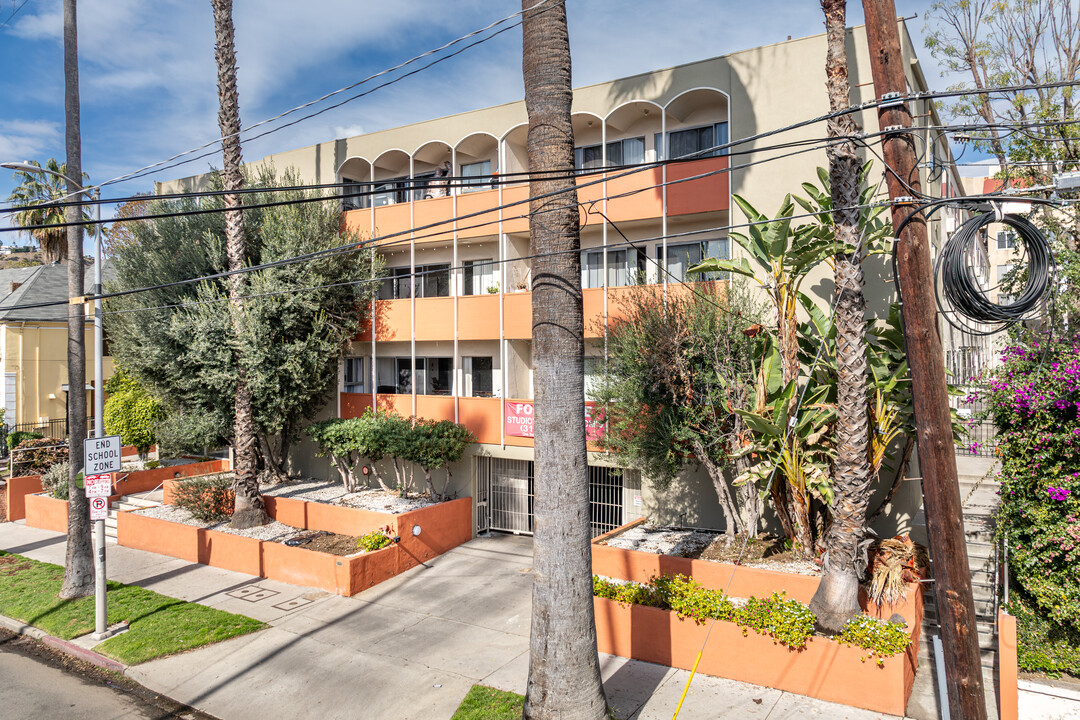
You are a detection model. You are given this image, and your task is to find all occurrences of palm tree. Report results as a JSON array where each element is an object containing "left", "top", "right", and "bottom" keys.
[
  {"left": 521, "top": 1, "right": 608, "bottom": 718},
  {"left": 6, "top": 159, "right": 95, "bottom": 262},
  {"left": 211, "top": 0, "right": 268, "bottom": 529},
  {"left": 807, "top": 0, "right": 873, "bottom": 634}
]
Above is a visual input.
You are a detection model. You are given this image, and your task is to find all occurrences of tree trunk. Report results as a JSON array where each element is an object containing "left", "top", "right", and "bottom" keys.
[
  {"left": 257, "top": 433, "right": 289, "bottom": 483},
  {"left": 690, "top": 437, "right": 741, "bottom": 538},
  {"left": 776, "top": 288, "right": 813, "bottom": 554},
  {"left": 59, "top": 0, "right": 93, "bottom": 600},
  {"left": 809, "top": 0, "right": 873, "bottom": 634},
  {"left": 368, "top": 462, "right": 393, "bottom": 493},
  {"left": 521, "top": 2, "right": 608, "bottom": 718},
  {"left": 212, "top": 0, "right": 268, "bottom": 529}
]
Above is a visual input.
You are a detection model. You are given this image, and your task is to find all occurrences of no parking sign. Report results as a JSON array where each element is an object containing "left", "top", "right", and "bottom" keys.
[{"left": 90, "top": 496, "right": 108, "bottom": 521}]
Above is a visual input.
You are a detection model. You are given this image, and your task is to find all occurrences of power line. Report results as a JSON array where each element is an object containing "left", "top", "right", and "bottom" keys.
[{"left": 0, "top": 0, "right": 31, "bottom": 30}]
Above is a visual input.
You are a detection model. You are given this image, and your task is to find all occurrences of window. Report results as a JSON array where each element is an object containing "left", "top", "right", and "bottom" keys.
[
  {"left": 341, "top": 177, "right": 368, "bottom": 210},
  {"left": 372, "top": 176, "right": 410, "bottom": 206},
  {"left": 378, "top": 264, "right": 450, "bottom": 300},
  {"left": 461, "top": 160, "right": 492, "bottom": 192},
  {"left": 659, "top": 239, "right": 730, "bottom": 282},
  {"left": 412, "top": 171, "right": 437, "bottom": 200},
  {"left": 574, "top": 137, "right": 646, "bottom": 170},
  {"left": 463, "top": 259, "right": 496, "bottom": 295},
  {"left": 997, "top": 231, "right": 1016, "bottom": 250},
  {"left": 376, "top": 356, "right": 452, "bottom": 395},
  {"left": 463, "top": 356, "right": 494, "bottom": 397},
  {"left": 996, "top": 264, "right": 1014, "bottom": 282},
  {"left": 655, "top": 122, "right": 729, "bottom": 160},
  {"left": 581, "top": 248, "right": 645, "bottom": 288},
  {"left": 343, "top": 357, "right": 367, "bottom": 393}
]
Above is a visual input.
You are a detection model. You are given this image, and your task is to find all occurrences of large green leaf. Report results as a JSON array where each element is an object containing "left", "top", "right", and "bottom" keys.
[
  {"left": 735, "top": 408, "right": 783, "bottom": 437},
  {"left": 689, "top": 257, "right": 755, "bottom": 278}
]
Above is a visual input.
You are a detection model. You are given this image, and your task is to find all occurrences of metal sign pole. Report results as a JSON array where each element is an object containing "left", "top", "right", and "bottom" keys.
[{"left": 85, "top": 435, "right": 121, "bottom": 641}]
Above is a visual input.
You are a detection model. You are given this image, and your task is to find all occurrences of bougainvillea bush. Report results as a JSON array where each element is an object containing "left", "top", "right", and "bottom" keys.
[{"left": 982, "top": 335, "right": 1080, "bottom": 675}]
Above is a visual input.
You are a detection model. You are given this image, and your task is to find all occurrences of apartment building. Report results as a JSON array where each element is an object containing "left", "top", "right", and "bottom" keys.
[{"left": 159, "top": 21, "right": 962, "bottom": 538}]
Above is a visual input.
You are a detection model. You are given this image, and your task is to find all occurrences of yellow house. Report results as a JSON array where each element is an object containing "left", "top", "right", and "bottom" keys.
[{"left": 0, "top": 262, "right": 114, "bottom": 434}]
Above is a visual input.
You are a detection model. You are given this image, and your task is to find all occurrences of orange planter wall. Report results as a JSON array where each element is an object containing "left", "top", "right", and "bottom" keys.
[
  {"left": 594, "top": 597, "right": 916, "bottom": 716},
  {"left": 114, "top": 460, "right": 230, "bottom": 498},
  {"left": 24, "top": 494, "right": 69, "bottom": 533},
  {"left": 998, "top": 610, "right": 1018, "bottom": 720},
  {"left": 5, "top": 475, "right": 43, "bottom": 521},
  {"left": 117, "top": 495, "right": 473, "bottom": 596},
  {"left": 592, "top": 520, "right": 922, "bottom": 623}
]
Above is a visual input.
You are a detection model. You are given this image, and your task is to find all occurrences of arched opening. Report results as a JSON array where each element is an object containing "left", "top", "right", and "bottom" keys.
[
  {"left": 662, "top": 88, "right": 729, "bottom": 160},
  {"left": 454, "top": 132, "right": 498, "bottom": 193},
  {"left": 372, "top": 149, "right": 411, "bottom": 206},
  {"left": 413, "top": 141, "right": 453, "bottom": 200},
  {"left": 605, "top": 100, "right": 662, "bottom": 165},
  {"left": 336, "top": 157, "right": 372, "bottom": 210}
]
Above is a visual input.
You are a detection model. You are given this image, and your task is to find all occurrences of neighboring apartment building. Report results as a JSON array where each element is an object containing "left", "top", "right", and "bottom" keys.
[
  {"left": 159, "top": 22, "right": 963, "bottom": 537},
  {"left": 0, "top": 263, "right": 114, "bottom": 433}
]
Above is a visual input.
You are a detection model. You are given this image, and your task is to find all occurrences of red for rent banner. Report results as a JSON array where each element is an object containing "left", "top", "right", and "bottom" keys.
[{"left": 504, "top": 400, "right": 603, "bottom": 441}]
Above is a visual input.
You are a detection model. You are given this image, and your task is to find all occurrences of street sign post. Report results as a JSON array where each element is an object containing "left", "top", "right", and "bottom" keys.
[
  {"left": 84, "top": 435, "right": 122, "bottom": 475},
  {"left": 84, "top": 436, "right": 120, "bottom": 641}
]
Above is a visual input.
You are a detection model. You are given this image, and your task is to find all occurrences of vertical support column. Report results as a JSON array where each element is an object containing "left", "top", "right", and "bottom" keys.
[
  {"left": 409, "top": 156, "right": 417, "bottom": 420},
  {"left": 660, "top": 111, "right": 668, "bottom": 300},
  {"left": 453, "top": 146, "right": 460, "bottom": 424},
  {"left": 370, "top": 165, "right": 377, "bottom": 413}
]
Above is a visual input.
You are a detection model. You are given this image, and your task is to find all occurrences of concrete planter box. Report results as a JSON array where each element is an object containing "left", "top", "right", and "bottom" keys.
[
  {"left": 5, "top": 475, "right": 43, "bottom": 521},
  {"left": 594, "top": 596, "right": 917, "bottom": 716},
  {"left": 116, "top": 496, "right": 473, "bottom": 596},
  {"left": 114, "top": 459, "right": 229, "bottom": 498},
  {"left": 591, "top": 520, "right": 923, "bottom": 715},
  {"left": 24, "top": 493, "right": 68, "bottom": 533}
]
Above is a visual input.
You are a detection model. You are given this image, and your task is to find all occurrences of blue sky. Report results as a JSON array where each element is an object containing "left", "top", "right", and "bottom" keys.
[{"left": 0, "top": 0, "right": 989, "bottom": 249}]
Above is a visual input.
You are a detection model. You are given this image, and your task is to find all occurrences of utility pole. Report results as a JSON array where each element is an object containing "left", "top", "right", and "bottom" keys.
[
  {"left": 59, "top": 0, "right": 94, "bottom": 601},
  {"left": 861, "top": 3, "right": 987, "bottom": 719}
]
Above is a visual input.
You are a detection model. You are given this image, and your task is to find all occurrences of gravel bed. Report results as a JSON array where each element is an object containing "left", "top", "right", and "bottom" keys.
[
  {"left": 602, "top": 524, "right": 821, "bottom": 576},
  {"left": 602, "top": 525, "right": 719, "bottom": 558},
  {"left": 132, "top": 504, "right": 305, "bottom": 542},
  {"left": 260, "top": 479, "right": 437, "bottom": 514}
]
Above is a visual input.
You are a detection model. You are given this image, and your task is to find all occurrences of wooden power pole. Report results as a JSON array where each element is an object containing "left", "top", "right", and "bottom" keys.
[{"left": 860, "top": 3, "right": 988, "bottom": 719}]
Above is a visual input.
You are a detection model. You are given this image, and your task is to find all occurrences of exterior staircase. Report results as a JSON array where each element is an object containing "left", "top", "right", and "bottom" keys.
[
  {"left": 104, "top": 489, "right": 163, "bottom": 544},
  {"left": 907, "top": 454, "right": 1002, "bottom": 720}
]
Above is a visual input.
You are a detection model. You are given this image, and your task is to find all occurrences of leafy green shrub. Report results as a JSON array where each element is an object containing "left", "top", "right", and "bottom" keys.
[
  {"left": 980, "top": 337, "right": 1080, "bottom": 636},
  {"left": 41, "top": 461, "right": 70, "bottom": 500},
  {"left": 1009, "top": 591, "right": 1080, "bottom": 677},
  {"left": 172, "top": 474, "right": 234, "bottom": 522},
  {"left": 357, "top": 527, "right": 392, "bottom": 552},
  {"left": 104, "top": 369, "right": 165, "bottom": 455},
  {"left": 593, "top": 574, "right": 909, "bottom": 656},
  {"left": 144, "top": 460, "right": 163, "bottom": 470},
  {"left": 836, "top": 613, "right": 912, "bottom": 666},
  {"left": 6, "top": 431, "right": 42, "bottom": 453},
  {"left": 12, "top": 437, "right": 67, "bottom": 477}
]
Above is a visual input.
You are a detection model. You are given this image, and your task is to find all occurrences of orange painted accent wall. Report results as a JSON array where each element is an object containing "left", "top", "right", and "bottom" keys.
[
  {"left": 415, "top": 395, "right": 456, "bottom": 421},
  {"left": 377, "top": 393, "right": 413, "bottom": 417},
  {"left": 582, "top": 288, "right": 606, "bottom": 338},
  {"left": 502, "top": 293, "right": 533, "bottom": 339},
  {"left": 500, "top": 185, "right": 531, "bottom": 235},
  {"left": 372, "top": 202, "right": 411, "bottom": 244},
  {"left": 343, "top": 208, "right": 372, "bottom": 235},
  {"left": 341, "top": 392, "right": 374, "bottom": 418},
  {"left": 667, "top": 156, "right": 730, "bottom": 216},
  {"left": 414, "top": 297, "right": 454, "bottom": 341},
  {"left": 373, "top": 299, "right": 411, "bottom": 341},
  {"left": 605, "top": 166, "right": 664, "bottom": 221},
  {"left": 456, "top": 189, "right": 501, "bottom": 240},
  {"left": 6, "top": 475, "right": 43, "bottom": 521},
  {"left": 457, "top": 295, "right": 500, "bottom": 340},
  {"left": 412, "top": 196, "right": 455, "bottom": 243},
  {"left": 457, "top": 397, "right": 501, "bottom": 444}
]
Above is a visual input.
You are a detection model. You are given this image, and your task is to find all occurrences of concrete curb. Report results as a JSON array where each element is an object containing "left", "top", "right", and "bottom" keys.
[{"left": 0, "top": 612, "right": 127, "bottom": 674}]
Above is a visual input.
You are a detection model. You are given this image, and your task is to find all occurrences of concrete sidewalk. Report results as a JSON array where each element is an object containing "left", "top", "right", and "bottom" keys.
[{"left": 0, "top": 521, "right": 905, "bottom": 720}]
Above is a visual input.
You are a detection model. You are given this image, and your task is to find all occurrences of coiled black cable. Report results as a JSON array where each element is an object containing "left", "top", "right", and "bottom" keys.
[{"left": 935, "top": 210, "right": 1054, "bottom": 335}]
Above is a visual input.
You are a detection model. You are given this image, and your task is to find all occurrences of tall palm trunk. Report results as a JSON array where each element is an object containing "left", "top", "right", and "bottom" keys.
[
  {"left": 59, "top": 0, "right": 93, "bottom": 599},
  {"left": 521, "top": 2, "right": 607, "bottom": 718},
  {"left": 211, "top": 0, "right": 268, "bottom": 529},
  {"left": 808, "top": 0, "right": 873, "bottom": 633}
]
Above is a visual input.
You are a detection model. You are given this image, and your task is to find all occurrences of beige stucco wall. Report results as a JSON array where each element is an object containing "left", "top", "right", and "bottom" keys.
[{"left": 1, "top": 321, "right": 115, "bottom": 426}]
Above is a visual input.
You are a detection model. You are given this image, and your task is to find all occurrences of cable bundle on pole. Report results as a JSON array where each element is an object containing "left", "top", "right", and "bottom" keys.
[{"left": 935, "top": 209, "right": 1055, "bottom": 335}]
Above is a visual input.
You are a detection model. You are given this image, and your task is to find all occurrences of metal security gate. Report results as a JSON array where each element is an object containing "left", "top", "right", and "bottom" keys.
[{"left": 476, "top": 457, "right": 641, "bottom": 537}]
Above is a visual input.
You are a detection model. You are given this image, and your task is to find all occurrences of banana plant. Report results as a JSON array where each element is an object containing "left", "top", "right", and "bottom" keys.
[{"left": 791, "top": 162, "right": 894, "bottom": 258}]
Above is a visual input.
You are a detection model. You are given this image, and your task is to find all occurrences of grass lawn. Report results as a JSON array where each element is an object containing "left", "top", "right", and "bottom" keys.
[
  {"left": 452, "top": 685, "right": 525, "bottom": 720},
  {"left": 0, "top": 551, "right": 265, "bottom": 665}
]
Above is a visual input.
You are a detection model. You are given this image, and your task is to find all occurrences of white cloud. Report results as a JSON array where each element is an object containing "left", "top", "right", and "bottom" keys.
[{"left": 0, "top": 120, "right": 62, "bottom": 163}]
